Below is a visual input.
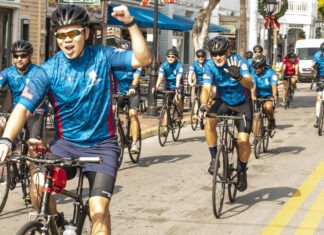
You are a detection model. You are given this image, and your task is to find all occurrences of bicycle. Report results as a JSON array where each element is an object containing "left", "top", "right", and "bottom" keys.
[
  {"left": 112, "top": 94, "right": 142, "bottom": 167},
  {"left": 283, "top": 75, "right": 294, "bottom": 110},
  {"left": 0, "top": 112, "right": 33, "bottom": 214},
  {"left": 208, "top": 113, "right": 244, "bottom": 218},
  {"left": 10, "top": 147, "right": 102, "bottom": 235},
  {"left": 316, "top": 82, "right": 324, "bottom": 136},
  {"left": 190, "top": 84, "right": 205, "bottom": 131},
  {"left": 253, "top": 98, "right": 276, "bottom": 159},
  {"left": 156, "top": 89, "right": 184, "bottom": 147}
]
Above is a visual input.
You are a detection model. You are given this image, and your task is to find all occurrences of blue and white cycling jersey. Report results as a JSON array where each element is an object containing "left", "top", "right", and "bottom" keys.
[
  {"left": 0, "top": 64, "right": 47, "bottom": 115},
  {"left": 19, "top": 45, "right": 133, "bottom": 147},
  {"left": 313, "top": 50, "right": 324, "bottom": 77},
  {"left": 251, "top": 67, "right": 278, "bottom": 98},
  {"left": 189, "top": 60, "right": 208, "bottom": 85},
  {"left": 158, "top": 60, "right": 184, "bottom": 89},
  {"left": 113, "top": 68, "right": 142, "bottom": 94},
  {"left": 203, "top": 54, "right": 251, "bottom": 106}
]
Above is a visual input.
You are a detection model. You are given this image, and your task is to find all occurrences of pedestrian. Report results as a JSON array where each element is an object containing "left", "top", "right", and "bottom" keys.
[{"left": 0, "top": 4, "right": 151, "bottom": 234}]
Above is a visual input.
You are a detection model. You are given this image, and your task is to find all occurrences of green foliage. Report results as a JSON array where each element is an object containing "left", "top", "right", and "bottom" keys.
[{"left": 258, "top": 0, "right": 288, "bottom": 19}]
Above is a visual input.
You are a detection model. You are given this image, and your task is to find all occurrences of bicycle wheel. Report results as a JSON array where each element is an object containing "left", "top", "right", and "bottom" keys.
[
  {"left": 76, "top": 202, "right": 92, "bottom": 235},
  {"left": 171, "top": 106, "right": 181, "bottom": 141},
  {"left": 16, "top": 221, "right": 44, "bottom": 235},
  {"left": 116, "top": 122, "right": 125, "bottom": 168},
  {"left": 190, "top": 99, "right": 199, "bottom": 131},
  {"left": 212, "top": 145, "right": 226, "bottom": 218},
  {"left": 318, "top": 101, "right": 324, "bottom": 136},
  {"left": 263, "top": 116, "right": 270, "bottom": 152},
  {"left": 228, "top": 142, "right": 239, "bottom": 202},
  {"left": 128, "top": 125, "right": 142, "bottom": 163},
  {"left": 158, "top": 107, "right": 168, "bottom": 146},
  {"left": 0, "top": 160, "right": 11, "bottom": 214},
  {"left": 253, "top": 114, "right": 262, "bottom": 159},
  {"left": 285, "top": 87, "right": 291, "bottom": 110}
]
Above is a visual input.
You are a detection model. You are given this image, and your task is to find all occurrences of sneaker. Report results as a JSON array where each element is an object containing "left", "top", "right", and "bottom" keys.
[
  {"left": 269, "top": 119, "right": 276, "bottom": 130},
  {"left": 314, "top": 118, "right": 319, "bottom": 128},
  {"left": 237, "top": 171, "right": 247, "bottom": 192},
  {"left": 280, "top": 102, "right": 286, "bottom": 106},
  {"left": 130, "top": 142, "right": 139, "bottom": 154},
  {"left": 208, "top": 159, "right": 216, "bottom": 175}
]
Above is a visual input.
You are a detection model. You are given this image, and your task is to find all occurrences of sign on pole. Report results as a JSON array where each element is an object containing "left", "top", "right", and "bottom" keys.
[{"left": 59, "top": 0, "right": 100, "bottom": 5}]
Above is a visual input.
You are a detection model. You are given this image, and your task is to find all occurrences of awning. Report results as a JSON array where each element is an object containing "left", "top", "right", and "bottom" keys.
[
  {"left": 173, "top": 14, "right": 231, "bottom": 33},
  {"left": 108, "top": 5, "right": 190, "bottom": 31}
]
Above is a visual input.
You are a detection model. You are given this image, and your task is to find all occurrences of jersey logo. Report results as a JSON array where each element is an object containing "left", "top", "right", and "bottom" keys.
[{"left": 88, "top": 70, "right": 102, "bottom": 87}]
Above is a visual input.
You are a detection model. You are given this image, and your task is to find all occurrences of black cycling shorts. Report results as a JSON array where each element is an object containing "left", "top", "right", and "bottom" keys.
[
  {"left": 24, "top": 114, "right": 44, "bottom": 139},
  {"left": 118, "top": 93, "right": 140, "bottom": 111},
  {"left": 208, "top": 99, "right": 253, "bottom": 133}
]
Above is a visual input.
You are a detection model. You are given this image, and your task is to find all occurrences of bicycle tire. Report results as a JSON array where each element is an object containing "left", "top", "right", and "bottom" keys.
[
  {"left": 228, "top": 142, "right": 239, "bottom": 202},
  {"left": 76, "top": 201, "right": 92, "bottom": 235},
  {"left": 116, "top": 122, "right": 125, "bottom": 168},
  {"left": 0, "top": 160, "right": 11, "bottom": 214},
  {"left": 158, "top": 107, "right": 168, "bottom": 146},
  {"left": 263, "top": 116, "right": 270, "bottom": 152},
  {"left": 212, "top": 145, "right": 226, "bottom": 218},
  {"left": 16, "top": 221, "right": 45, "bottom": 235},
  {"left": 318, "top": 101, "right": 324, "bottom": 136},
  {"left": 190, "top": 99, "right": 199, "bottom": 131},
  {"left": 128, "top": 125, "right": 142, "bottom": 163},
  {"left": 253, "top": 114, "right": 262, "bottom": 159},
  {"left": 171, "top": 106, "right": 181, "bottom": 141}
]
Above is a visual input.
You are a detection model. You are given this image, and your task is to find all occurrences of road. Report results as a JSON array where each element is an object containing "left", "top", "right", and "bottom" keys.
[{"left": 1, "top": 83, "right": 324, "bottom": 235}]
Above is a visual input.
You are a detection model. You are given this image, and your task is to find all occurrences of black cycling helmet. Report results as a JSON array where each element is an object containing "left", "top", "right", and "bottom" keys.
[
  {"left": 196, "top": 49, "right": 206, "bottom": 57},
  {"left": 253, "top": 45, "right": 263, "bottom": 53},
  {"left": 207, "top": 36, "right": 229, "bottom": 54},
  {"left": 320, "top": 42, "right": 324, "bottom": 51},
  {"left": 288, "top": 52, "right": 297, "bottom": 59},
  {"left": 11, "top": 40, "right": 33, "bottom": 54},
  {"left": 51, "top": 5, "right": 90, "bottom": 29},
  {"left": 245, "top": 51, "right": 253, "bottom": 59},
  {"left": 166, "top": 48, "right": 179, "bottom": 57},
  {"left": 252, "top": 55, "right": 267, "bottom": 68}
]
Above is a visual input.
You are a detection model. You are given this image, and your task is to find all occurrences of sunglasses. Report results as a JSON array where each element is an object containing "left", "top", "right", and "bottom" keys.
[
  {"left": 197, "top": 56, "right": 205, "bottom": 58},
  {"left": 167, "top": 55, "right": 176, "bottom": 59},
  {"left": 13, "top": 53, "right": 29, "bottom": 59},
  {"left": 55, "top": 28, "right": 85, "bottom": 40},
  {"left": 254, "top": 51, "right": 262, "bottom": 53},
  {"left": 210, "top": 51, "right": 226, "bottom": 57},
  {"left": 253, "top": 65, "right": 264, "bottom": 70}
]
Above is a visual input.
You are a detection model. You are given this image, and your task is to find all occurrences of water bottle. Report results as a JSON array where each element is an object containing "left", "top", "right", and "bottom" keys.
[{"left": 63, "top": 224, "right": 77, "bottom": 235}]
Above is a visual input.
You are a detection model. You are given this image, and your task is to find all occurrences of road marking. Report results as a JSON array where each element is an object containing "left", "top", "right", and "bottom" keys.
[
  {"left": 262, "top": 160, "right": 324, "bottom": 235},
  {"left": 295, "top": 188, "right": 324, "bottom": 235}
]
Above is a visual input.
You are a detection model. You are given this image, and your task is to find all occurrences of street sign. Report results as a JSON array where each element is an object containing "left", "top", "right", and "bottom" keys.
[{"left": 59, "top": 0, "right": 100, "bottom": 5}]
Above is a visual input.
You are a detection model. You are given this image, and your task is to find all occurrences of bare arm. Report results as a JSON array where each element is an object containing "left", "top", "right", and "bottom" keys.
[
  {"left": 155, "top": 73, "right": 164, "bottom": 89},
  {"left": 111, "top": 5, "right": 151, "bottom": 68},
  {"left": 200, "top": 84, "right": 211, "bottom": 105},
  {"left": 176, "top": 75, "right": 182, "bottom": 88},
  {"left": 239, "top": 75, "right": 254, "bottom": 89},
  {"left": 187, "top": 71, "right": 196, "bottom": 86}
]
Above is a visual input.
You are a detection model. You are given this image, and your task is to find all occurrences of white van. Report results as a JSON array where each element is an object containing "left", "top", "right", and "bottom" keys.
[{"left": 294, "top": 39, "right": 324, "bottom": 82}]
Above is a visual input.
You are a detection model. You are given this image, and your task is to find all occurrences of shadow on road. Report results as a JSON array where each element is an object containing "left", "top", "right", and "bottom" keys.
[{"left": 219, "top": 186, "right": 297, "bottom": 219}]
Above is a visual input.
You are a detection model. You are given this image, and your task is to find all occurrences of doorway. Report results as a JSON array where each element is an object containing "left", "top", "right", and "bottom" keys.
[{"left": 0, "top": 8, "right": 13, "bottom": 71}]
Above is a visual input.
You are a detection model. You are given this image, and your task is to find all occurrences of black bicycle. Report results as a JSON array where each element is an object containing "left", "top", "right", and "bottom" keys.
[
  {"left": 208, "top": 113, "right": 244, "bottom": 218},
  {"left": 0, "top": 112, "right": 32, "bottom": 214},
  {"left": 113, "top": 94, "right": 142, "bottom": 167},
  {"left": 253, "top": 98, "right": 276, "bottom": 159},
  {"left": 157, "top": 89, "right": 183, "bottom": 147},
  {"left": 316, "top": 82, "right": 324, "bottom": 136},
  {"left": 190, "top": 85, "right": 205, "bottom": 131},
  {"left": 11, "top": 148, "right": 102, "bottom": 235},
  {"left": 283, "top": 75, "right": 294, "bottom": 110}
]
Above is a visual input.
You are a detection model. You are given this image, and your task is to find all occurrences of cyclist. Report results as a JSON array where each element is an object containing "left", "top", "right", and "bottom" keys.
[
  {"left": 200, "top": 36, "right": 254, "bottom": 192},
  {"left": 245, "top": 50, "right": 253, "bottom": 60},
  {"left": 0, "top": 40, "right": 47, "bottom": 157},
  {"left": 312, "top": 42, "right": 324, "bottom": 128},
  {"left": 188, "top": 49, "right": 210, "bottom": 120},
  {"left": 0, "top": 4, "right": 151, "bottom": 234},
  {"left": 154, "top": 48, "right": 184, "bottom": 118},
  {"left": 112, "top": 40, "right": 142, "bottom": 153},
  {"left": 251, "top": 55, "right": 278, "bottom": 131},
  {"left": 281, "top": 52, "right": 298, "bottom": 105}
]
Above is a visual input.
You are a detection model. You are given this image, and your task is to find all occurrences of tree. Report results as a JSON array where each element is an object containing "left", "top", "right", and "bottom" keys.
[{"left": 192, "top": 0, "right": 220, "bottom": 52}]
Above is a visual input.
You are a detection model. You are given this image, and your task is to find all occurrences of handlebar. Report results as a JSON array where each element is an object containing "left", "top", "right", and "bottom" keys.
[
  {"left": 9, "top": 154, "right": 103, "bottom": 167},
  {"left": 112, "top": 93, "right": 131, "bottom": 99}
]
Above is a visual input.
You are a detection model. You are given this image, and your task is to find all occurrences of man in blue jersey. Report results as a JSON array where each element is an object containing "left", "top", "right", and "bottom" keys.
[
  {"left": 312, "top": 42, "right": 324, "bottom": 128},
  {"left": 250, "top": 55, "right": 278, "bottom": 131},
  {"left": 200, "top": 36, "right": 254, "bottom": 192},
  {"left": 0, "top": 40, "right": 47, "bottom": 158},
  {"left": 0, "top": 5, "right": 151, "bottom": 234},
  {"left": 154, "top": 48, "right": 184, "bottom": 118}
]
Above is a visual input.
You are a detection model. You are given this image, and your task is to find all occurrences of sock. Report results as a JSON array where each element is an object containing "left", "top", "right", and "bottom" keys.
[
  {"left": 239, "top": 160, "right": 247, "bottom": 172},
  {"left": 208, "top": 145, "right": 217, "bottom": 160}
]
